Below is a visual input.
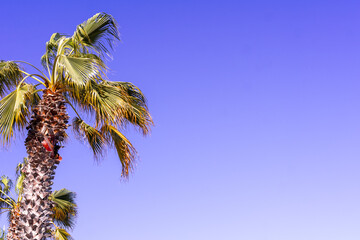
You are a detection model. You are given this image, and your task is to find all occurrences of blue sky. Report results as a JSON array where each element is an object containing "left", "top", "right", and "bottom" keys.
[{"left": 2, "top": 0, "right": 360, "bottom": 239}]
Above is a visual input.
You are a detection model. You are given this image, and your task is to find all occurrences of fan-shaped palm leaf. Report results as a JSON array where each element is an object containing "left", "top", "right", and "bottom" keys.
[
  {"left": 56, "top": 55, "right": 104, "bottom": 89},
  {"left": 65, "top": 80, "right": 120, "bottom": 124},
  {"left": 67, "top": 80, "right": 152, "bottom": 133},
  {"left": 101, "top": 125, "right": 136, "bottom": 177},
  {"left": 102, "top": 81, "right": 153, "bottom": 134},
  {"left": 0, "top": 83, "right": 39, "bottom": 144},
  {"left": 0, "top": 176, "right": 15, "bottom": 209},
  {"left": 72, "top": 12, "right": 119, "bottom": 57},
  {"left": 0, "top": 176, "right": 12, "bottom": 194},
  {"left": 0, "top": 61, "right": 23, "bottom": 97},
  {"left": 41, "top": 33, "right": 67, "bottom": 71},
  {"left": 72, "top": 117, "right": 105, "bottom": 157},
  {"left": 50, "top": 189, "right": 77, "bottom": 230}
]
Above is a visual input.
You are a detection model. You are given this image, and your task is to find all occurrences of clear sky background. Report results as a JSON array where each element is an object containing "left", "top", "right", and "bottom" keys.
[{"left": 1, "top": 0, "right": 360, "bottom": 239}]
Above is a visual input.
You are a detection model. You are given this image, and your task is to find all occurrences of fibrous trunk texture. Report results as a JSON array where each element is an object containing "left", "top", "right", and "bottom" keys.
[
  {"left": 7, "top": 205, "right": 20, "bottom": 239},
  {"left": 7, "top": 90, "right": 68, "bottom": 240}
]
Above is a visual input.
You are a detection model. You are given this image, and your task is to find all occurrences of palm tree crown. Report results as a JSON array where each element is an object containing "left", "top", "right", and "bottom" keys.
[
  {"left": 0, "top": 12, "right": 153, "bottom": 177},
  {"left": 0, "top": 13, "right": 152, "bottom": 239}
]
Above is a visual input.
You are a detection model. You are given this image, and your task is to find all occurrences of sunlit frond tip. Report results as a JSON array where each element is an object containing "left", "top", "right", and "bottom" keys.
[
  {"left": 72, "top": 12, "right": 120, "bottom": 56},
  {"left": 53, "top": 228, "right": 72, "bottom": 240},
  {"left": 72, "top": 117, "right": 105, "bottom": 158},
  {"left": 0, "top": 61, "right": 23, "bottom": 97},
  {"left": 101, "top": 125, "right": 137, "bottom": 178},
  {"left": 72, "top": 118, "right": 137, "bottom": 178},
  {"left": 41, "top": 33, "right": 67, "bottom": 70},
  {"left": 102, "top": 81, "right": 154, "bottom": 135}
]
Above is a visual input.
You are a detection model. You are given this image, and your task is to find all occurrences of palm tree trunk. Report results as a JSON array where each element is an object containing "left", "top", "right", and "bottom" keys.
[
  {"left": 7, "top": 204, "right": 21, "bottom": 239},
  {"left": 7, "top": 90, "right": 69, "bottom": 240}
]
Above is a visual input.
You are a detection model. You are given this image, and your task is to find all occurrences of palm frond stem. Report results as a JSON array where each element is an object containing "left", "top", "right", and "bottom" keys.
[
  {"left": 0, "top": 198, "right": 12, "bottom": 206},
  {"left": 63, "top": 95, "right": 82, "bottom": 120},
  {"left": 45, "top": 53, "right": 51, "bottom": 78},
  {"left": 51, "top": 55, "right": 60, "bottom": 86},
  {"left": 0, "top": 198, "right": 14, "bottom": 208},
  {"left": 0, "top": 191, "right": 15, "bottom": 203},
  {"left": 18, "top": 72, "right": 46, "bottom": 87},
  {"left": 0, "top": 210, "right": 10, "bottom": 215},
  {"left": 13, "top": 61, "right": 48, "bottom": 80},
  {"left": 50, "top": 221, "right": 58, "bottom": 228},
  {"left": 2, "top": 198, "right": 16, "bottom": 207}
]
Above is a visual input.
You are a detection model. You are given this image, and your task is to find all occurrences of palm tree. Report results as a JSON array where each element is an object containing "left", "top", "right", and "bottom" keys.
[
  {"left": 0, "top": 163, "right": 77, "bottom": 240},
  {"left": 0, "top": 13, "right": 152, "bottom": 239}
]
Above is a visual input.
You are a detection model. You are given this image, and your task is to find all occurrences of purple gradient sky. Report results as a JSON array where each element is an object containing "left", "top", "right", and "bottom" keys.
[{"left": 2, "top": 0, "right": 360, "bottom": 239}]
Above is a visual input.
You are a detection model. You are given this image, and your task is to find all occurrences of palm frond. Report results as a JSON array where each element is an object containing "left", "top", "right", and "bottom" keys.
[
  {"left": 105, "top": 81, "right": 146, "bottom": 102},
  {"left": 65, "top": 80, "right": 118, "bottom": 123},
  {"left": 0, "top": 197, "right": 13, "bottom": 209},
  {"left": 101, "top": 125, "right": 136, "bottom": 178},
  {"left": 40, "top": 33, "right": 67, "bottom": 70},
  {"left": 14, "top": 158, "right": 26, "bottom": 195},
  {"left": 0, "top": 176, "right": 12, "bottom": 194},
  {"left": 67, "top": 80, "right": 152, "bottom": 134},
  {"left": 102, "top": 81, "right": 153, "bottom": 135},
  {"left": 56, "top": 55, "right": 104, "bottom": 90},
  {"left": 0, "top": 176, "right": 14, "bottom": 209},
  {"left": 15, "top": 158, "right": 27, "bottom": 177},
  {"left": 0, "top": 61, "right": 23, "bottom": 97},
  {"left": 0, "top": 83, "right": 40, "bottom": 144},
  {"left": 53, "top": 228, "right": 73, "bottom": 240},
  {"left": 72, "top": 12, "right": 119, "bottom": 57},
  {"left": 15, "top": 174, "right": 25, "bottom": 196},
  {"left": 72, "top": 117, "right": 105, "bottom": 158},
  {"left": 50, "top": 189, "right": 77, "bottom": 230}
]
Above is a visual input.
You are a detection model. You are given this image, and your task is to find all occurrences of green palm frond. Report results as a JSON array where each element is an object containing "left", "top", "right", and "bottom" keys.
[
  {"left": 0, "top": 176, "right": 12, "bottom": 194},
  {"left": 65, "top": 80, "right": 119, "bottom": 124},
  {"left": 0, "top": 61, "right": 23, "bottom": 97},
  {"left": 0, "top": 176, "right": 14, "bottom": 209},
  {"left": 15, "top": 173, "right": 25, "bottom": 195},
  {"left": 105, "top": 81, "right": 146, "bottom": 102},
  {"left": 67, "top": 80, "right": 152, "bottom": 175},
  {"left": 53, "top": 228, "right": 72, "bottom": 240},
  {"left": 0, "top": 83, "right": 40, "bottom": 144},
  {"left": 101, "top": 125, "right": 136, "bottom": 178},
  {"left": 67, "top": 80, "right": 152, "bottom": 133},
  {"left": 72, "top": 117, "right": 105, "bottom": 158},
  {"left": 15, "top": 158, "right": 26, "bottom": 194},
  {"left": 102, "top": 81, "right": 153, "bottom": 135},
  {"left": 50, "top": 189, "right": 77, "bottom": 229},
  {"left": 85, "top": 82, "right": 126, "bottom": 124},
  {"left": 15, "top": 158, "right": 27, "bottom": 177},
  {"left": 41, "top": 33, "right": 67, "bottom": 70},
  {"left": 56, "top": 55, "right": 104, "bottom": 89},
  {"left": 0, "top": 197, "right": 13, "bottom": 209},
  {"left": 74, "top": 53, "right": 105, "bottom": 64},
  {"left": 72, "top": 12, "right": 119, "bottom": 57}
]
